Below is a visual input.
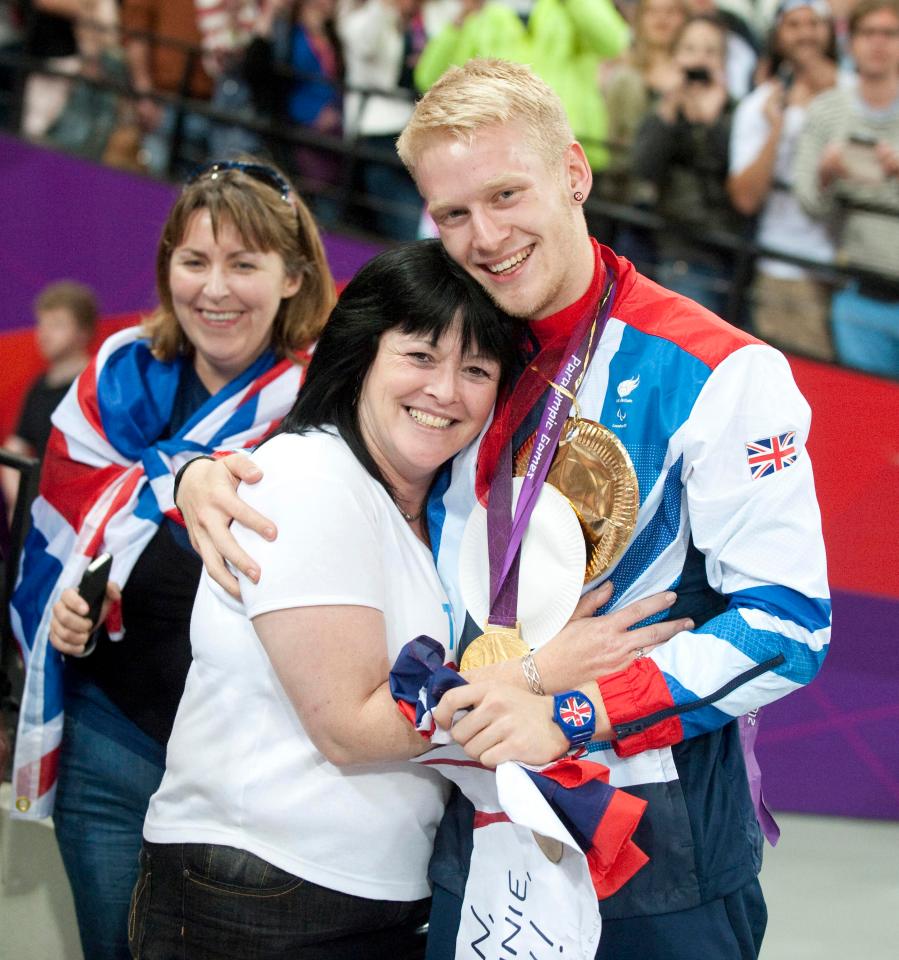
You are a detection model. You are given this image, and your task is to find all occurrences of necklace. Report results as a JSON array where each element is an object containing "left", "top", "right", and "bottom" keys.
[{"left": 400, "top": 506, "right": 423, "bottom": 523}]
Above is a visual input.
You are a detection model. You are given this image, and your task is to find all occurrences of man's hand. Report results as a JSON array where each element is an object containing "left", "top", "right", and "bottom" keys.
[
  {"left": 817, "top": 142, "right": 849, "bottom": 188},
  {"left": 49, "top": 582, "right": 121, "bottom": 657},
  {"left": 762, "top": 81, "right": 786, "bottom": 127},
  {"left": 876, "top": 141, "right": 899, "bottom": 179},
  {"left": 176, "top": 454, "right": 275, "bottom": 598},
  {"left": 135, "top": 95, "right": 164, "bottom": 133},
  {"left": 434, "top": 684, "right": 571, "bottom": 768},
  {"left": 532, "top": 583, "right": 693, "bottom": 694}
]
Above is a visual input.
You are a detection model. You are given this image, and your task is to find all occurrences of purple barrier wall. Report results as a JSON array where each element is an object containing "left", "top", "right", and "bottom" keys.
[{"left": 0, "top": 134, "right": 382, "bottom": 334}]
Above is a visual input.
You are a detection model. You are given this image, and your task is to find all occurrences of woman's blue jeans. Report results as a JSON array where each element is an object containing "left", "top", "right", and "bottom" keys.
[
  {"left": 53, "top": 685, "right": 166, "bottom": 960},
  {"left": 130, "top": 841, "right": 430, "bottom": 959}
]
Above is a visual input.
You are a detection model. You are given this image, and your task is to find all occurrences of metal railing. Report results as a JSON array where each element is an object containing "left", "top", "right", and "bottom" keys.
[{"left": 2, "top": 5, "right": 897, "bottom": 375}]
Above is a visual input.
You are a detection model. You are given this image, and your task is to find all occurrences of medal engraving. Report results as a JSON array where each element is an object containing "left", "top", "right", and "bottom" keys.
[
  {"left": 459, "top": 623, "right": 530, "bottom": 671},
  {"left": 516, "top": 418, "right": 639, "bottom": 583}
]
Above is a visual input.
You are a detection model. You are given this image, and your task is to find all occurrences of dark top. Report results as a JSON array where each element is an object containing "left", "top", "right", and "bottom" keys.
[
  {"left": 66, "top": 364, "right": 211, "bottom": 746},
  {"left": 15, "top": 374, "right": 73, "bottom": 458},
  {"left": 24, "top": 2, "right": 77, "bottom": 58}
]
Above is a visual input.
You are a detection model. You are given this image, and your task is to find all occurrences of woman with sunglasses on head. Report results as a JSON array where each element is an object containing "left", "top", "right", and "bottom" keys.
[
  {"left": 9, "top": 160, "right": 335, "bottom": 960},
  {"left": 128, "top": 241, "right": 522, "bottom": 959}
]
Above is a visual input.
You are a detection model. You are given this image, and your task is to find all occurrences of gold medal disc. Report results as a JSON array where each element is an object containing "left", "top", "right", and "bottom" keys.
[
  {"left": 533, "top": 831, "right": 564, "bottom": 863},
  {"left": 459, "top": 622, "right": 530, "bottom": 671},
  {"left": 515, "top": 418, "right": 639, "bottom": 583}
]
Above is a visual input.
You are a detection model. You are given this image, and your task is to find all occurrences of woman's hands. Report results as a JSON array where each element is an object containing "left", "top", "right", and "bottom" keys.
[
  {"left": 441, "top": 583, "right": 694, "bottom": 767},
  {"left": 433, "top": 684, "right": 572, "bottom": 768},
  {"left": 176, "top": 454, "right": 275, "bottom": 597},
  {"left": 657, "top": 69, "right": 728, "bottom": 126},
  {"left": 529, "top": 582, "right": 693, "bottom": 695},
  {"left": 49, "top": 581, "right": 121, "bottom": 656}
]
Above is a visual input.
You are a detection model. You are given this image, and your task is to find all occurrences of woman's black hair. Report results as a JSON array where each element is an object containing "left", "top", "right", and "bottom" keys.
[{"left": 278, "top": 239, "right": 525, "bottom": 496}]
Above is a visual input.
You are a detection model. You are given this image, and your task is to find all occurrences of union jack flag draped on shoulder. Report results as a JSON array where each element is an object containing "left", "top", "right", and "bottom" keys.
[
  {"left": 390, "top": 637, "right": 649, "bottom": 902},
  {"left": 10, "top": 327, "right": 309, "bottom": 820}
]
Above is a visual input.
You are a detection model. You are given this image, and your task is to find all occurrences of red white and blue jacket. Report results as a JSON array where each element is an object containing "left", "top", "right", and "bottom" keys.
[{"left": 427, "top": 244, "right": 830, "bottom": 917}]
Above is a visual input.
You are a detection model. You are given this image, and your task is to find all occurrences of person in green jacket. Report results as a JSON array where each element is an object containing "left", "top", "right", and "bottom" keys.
[{"left": 414, "top": 0, "right": 631, "bottom": 169}]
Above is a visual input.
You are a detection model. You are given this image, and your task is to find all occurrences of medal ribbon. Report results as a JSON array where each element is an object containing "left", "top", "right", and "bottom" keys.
[{"left": 486, "top": 278, "right": 617, "bottom": 629}]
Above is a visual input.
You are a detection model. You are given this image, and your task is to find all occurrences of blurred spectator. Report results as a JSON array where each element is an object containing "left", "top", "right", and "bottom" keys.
[
  {"left": 121, "top": 0, "right": 214, "bottom": 177},
  {"left": 604, "top": 0, "right": 689, "bottom": 167},
  {"left": 688, "top": 0, "right": 760, "bottom": 97},
  {"left": 20, "top": 0, "right": 80, "bottom": 138},
  {"left": 339, "top": 0, "right": 442, "bottom": 239},
  {"left": 632, "top": 13, "right": 747, "bottom": 315},
  {"left": 795, "top": 0, "right": 899, "bottom": 377},
  {"left": 601, "top": 0, "right": 687, "bottom": 264},
  {"left": 245, "top": 0, "right": 345, "bottom": 224},
  {"left": 1, "top": 280, "right": 96, "bottom": 522},
  {"left": 195, "top": 0, "right": 264, "bottom": 159},
  {"left": 42, "top": 1, "right": 136, "bottom": 165},
  {"left": 728, "top": 0, "right": 838, "bottom": 360},
  {"left": 414, "top": 0, "right": 631, "bottom": 170}
]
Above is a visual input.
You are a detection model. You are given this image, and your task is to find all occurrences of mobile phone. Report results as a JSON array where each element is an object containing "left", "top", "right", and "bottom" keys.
[
  {"left": 684, "top": 66, "right": 712, "bottom": 85},
  {"left": 844, "top": 134, "right": 884, "bottom": 185},
  {"left": 776, "top": 63, "right": 795, "bottom": 91},
  {"left": 78, "top": 553, "right": 112, "bottom": 628}
]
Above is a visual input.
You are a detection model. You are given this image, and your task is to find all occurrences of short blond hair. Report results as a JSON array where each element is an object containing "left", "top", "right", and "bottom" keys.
[
  {"left": 397, "top": 59, "right": 574, "bottom": 176},
  {"left": 145, "top": 161, "right": 336, "bottom": 363}
]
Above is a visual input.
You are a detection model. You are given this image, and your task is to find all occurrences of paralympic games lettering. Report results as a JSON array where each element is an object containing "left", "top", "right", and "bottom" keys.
[{"left": 526, "top": 356, "right": 582, "bottom": 481}]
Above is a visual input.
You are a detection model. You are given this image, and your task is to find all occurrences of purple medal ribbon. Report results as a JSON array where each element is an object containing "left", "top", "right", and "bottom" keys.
[
  {"left": 739, "top": 712, "right": 781, "bottom": 846},
  {"left": 486, "top": 277, "right": 617, "bottom": 629}
]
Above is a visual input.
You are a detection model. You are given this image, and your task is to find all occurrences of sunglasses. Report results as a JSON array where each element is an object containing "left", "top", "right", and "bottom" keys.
[{"left": 187, "top": 161, "right": 295, "bottom": 207}]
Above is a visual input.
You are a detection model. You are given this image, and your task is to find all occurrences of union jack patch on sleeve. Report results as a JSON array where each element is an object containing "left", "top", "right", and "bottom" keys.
[{"left": 745, "top": 431, "right": 798, "bottom": 480}]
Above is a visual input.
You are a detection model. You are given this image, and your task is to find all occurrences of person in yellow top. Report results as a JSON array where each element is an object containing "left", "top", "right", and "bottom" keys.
[{"left": 414, "top": 0, "right": 631, "bottom": 169}]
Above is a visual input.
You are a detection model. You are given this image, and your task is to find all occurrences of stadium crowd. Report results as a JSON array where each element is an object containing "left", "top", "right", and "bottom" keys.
[{"left": 2, "top": 0, "right": 898, "bottom": 376}]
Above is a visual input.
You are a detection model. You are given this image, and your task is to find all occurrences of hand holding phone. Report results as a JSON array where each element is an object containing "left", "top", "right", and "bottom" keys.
[
  {"left": 73, "top": 553, "right": 112, "bottom": 656},
  {"left": 684, "top": 66, "right": 712, "bottom": 85},
  {"left": 78, "top": 553, "right": 112, "bottom": 626},
  {"left": 843, "top": 134, "right": 885, "bottom": 185}
]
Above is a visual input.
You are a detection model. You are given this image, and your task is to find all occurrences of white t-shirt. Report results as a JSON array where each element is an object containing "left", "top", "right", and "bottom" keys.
[
  {"left": 730, "top": 80, "right": 834, "bottom": 279},
  {"left": 143, "top": 430, "right": 453, "bottom": 901}
]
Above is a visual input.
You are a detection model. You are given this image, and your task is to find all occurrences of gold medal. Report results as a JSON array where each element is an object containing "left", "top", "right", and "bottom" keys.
[
  {"left": 516, "top": 417, "right": 639, "bottom": 583},
  {"left": 459, "top": 622, "right": 530, "bottom": 671},
  {"left": 533, "top": 831, "right": 564, "bottom": 863}
]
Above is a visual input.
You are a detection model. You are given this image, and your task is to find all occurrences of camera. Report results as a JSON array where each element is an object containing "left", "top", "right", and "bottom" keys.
[{"left": 684, "top": 66, "right": 712, "bottom": 85}]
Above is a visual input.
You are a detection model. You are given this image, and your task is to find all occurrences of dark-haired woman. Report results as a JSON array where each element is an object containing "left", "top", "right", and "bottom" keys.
[{"left": 130, "top": 241, "right": 523, "bottom": 959}]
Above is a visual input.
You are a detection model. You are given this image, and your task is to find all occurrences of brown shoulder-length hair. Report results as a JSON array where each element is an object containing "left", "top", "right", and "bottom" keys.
[{"left": 145, "top": 162, "right": 336, "bottom": 363}]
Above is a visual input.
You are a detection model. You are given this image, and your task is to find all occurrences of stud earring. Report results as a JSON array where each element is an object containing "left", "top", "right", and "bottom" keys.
[{"left": 573, "top": 191, "right": 584, "bottom": 202}]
